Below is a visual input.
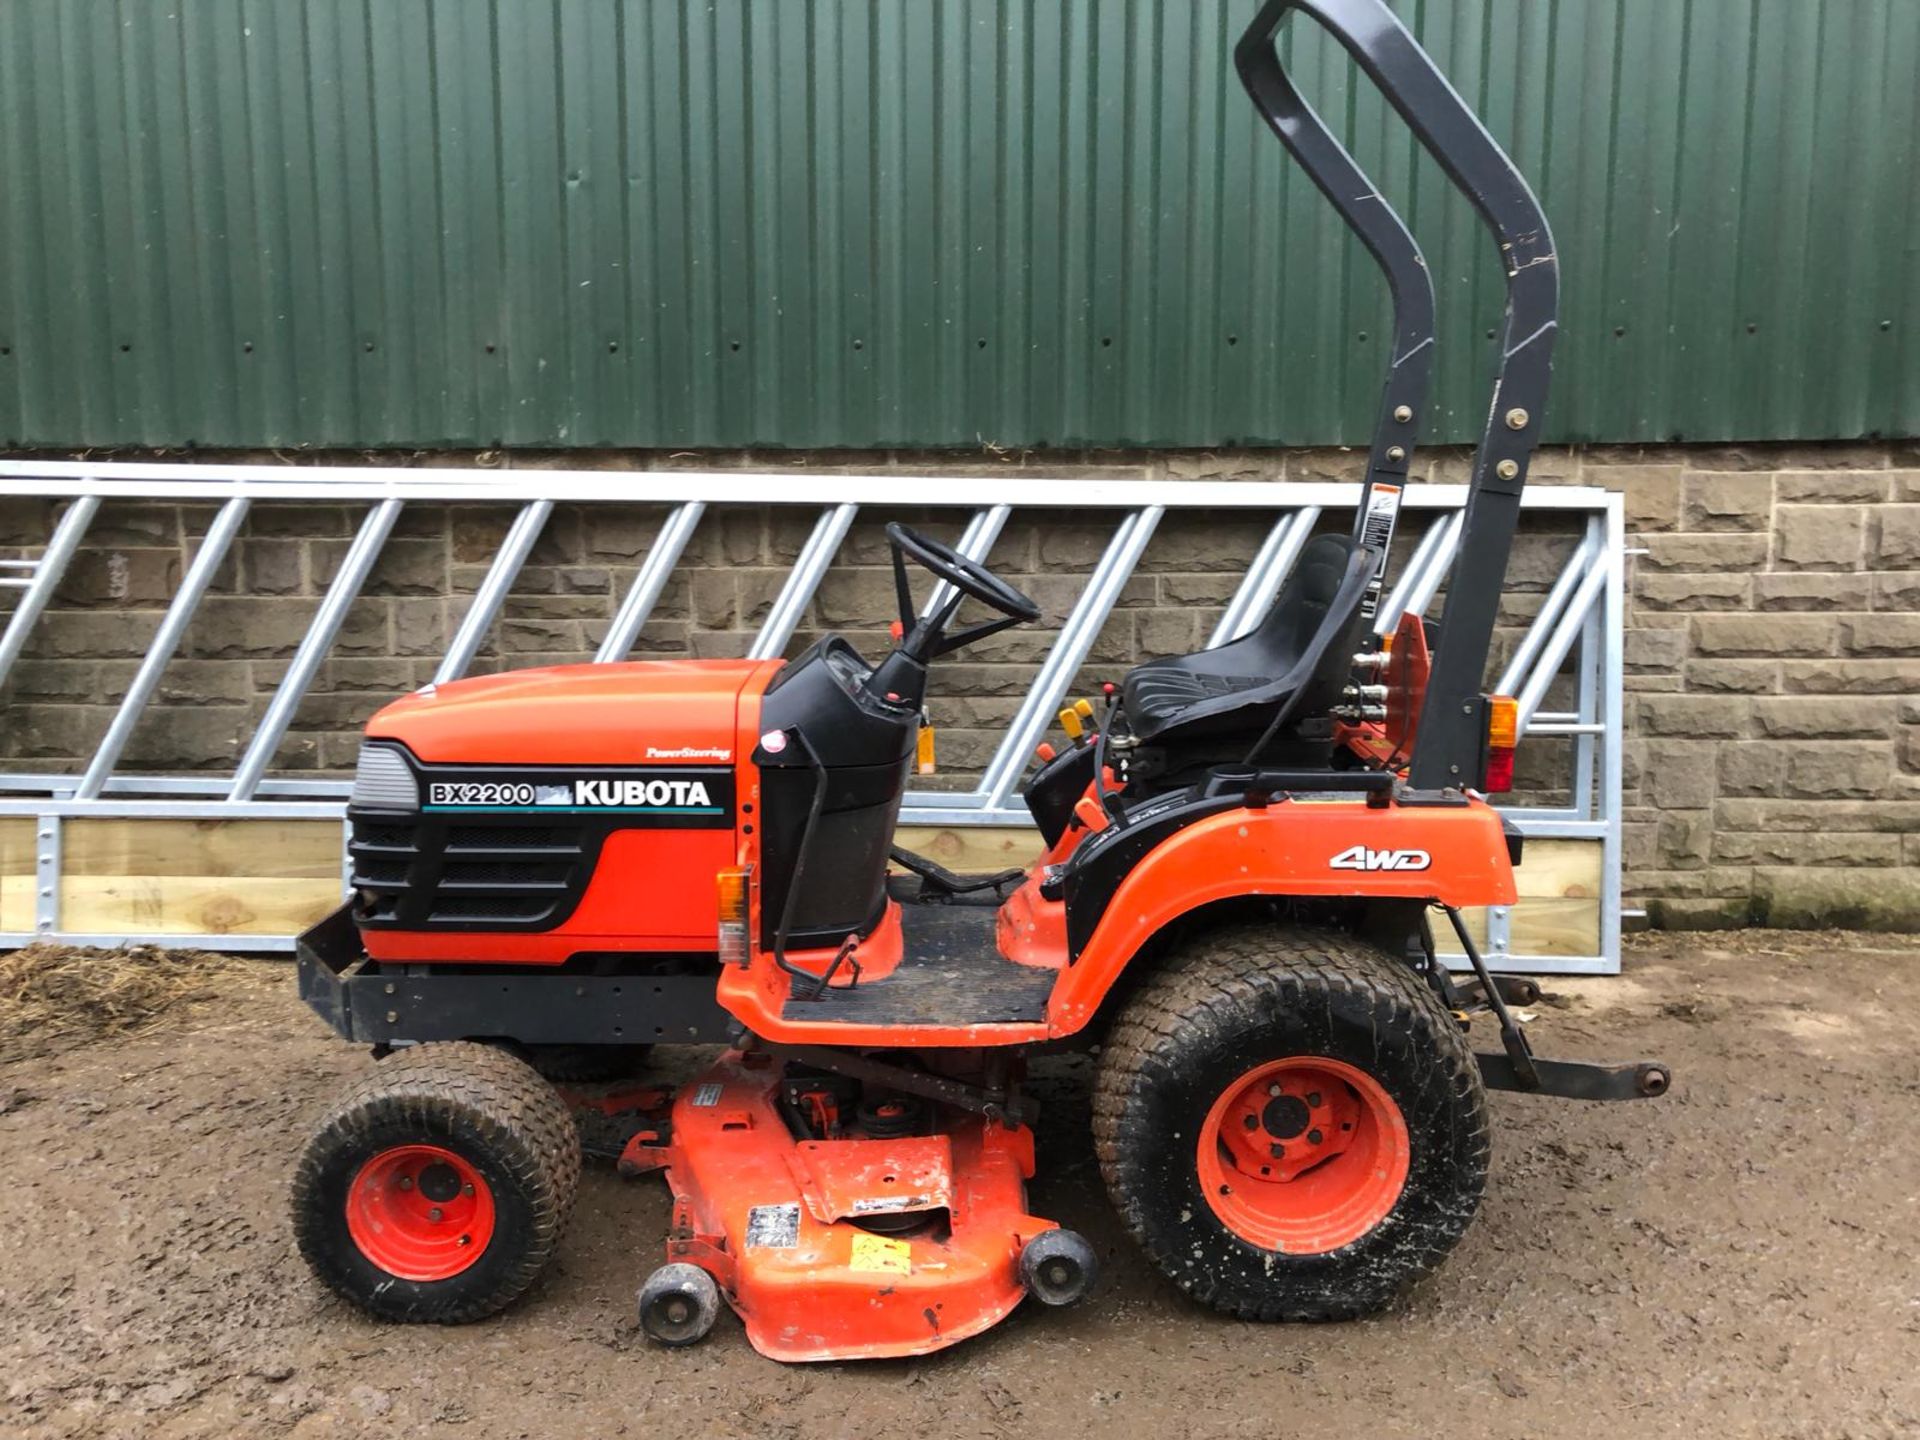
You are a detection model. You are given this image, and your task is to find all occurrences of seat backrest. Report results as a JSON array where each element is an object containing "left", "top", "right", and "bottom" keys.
[
  {"left": 1271, "top": 538, "right": 1375, "bottom": 721},
  {"left": 1123, "top": 533, "right": 1375, "bottom": 748},
  {"left": 1248, "top": 532, "right": 1360, "bottom": 666}
]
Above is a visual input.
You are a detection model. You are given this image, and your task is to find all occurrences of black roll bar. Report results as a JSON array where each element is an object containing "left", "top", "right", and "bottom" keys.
[{"left": 1235, "top": 0, "right": 1559, "bottom": 791}]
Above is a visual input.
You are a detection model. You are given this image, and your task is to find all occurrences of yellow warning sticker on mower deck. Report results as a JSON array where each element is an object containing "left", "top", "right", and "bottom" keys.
[{"left": 848, "top": 1232, "right": 912, "bottom": 1274}]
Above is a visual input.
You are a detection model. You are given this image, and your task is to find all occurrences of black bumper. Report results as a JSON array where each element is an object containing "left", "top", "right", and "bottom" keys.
[{"left": 295, "top": 903, "right": 735, "bottom": 1048}]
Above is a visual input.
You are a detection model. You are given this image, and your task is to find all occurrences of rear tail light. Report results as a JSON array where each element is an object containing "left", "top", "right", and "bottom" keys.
[
  {"left": 717, "top": 866, "right": 752, "bottom": 966},
  {"left": 1484, "top": 694, "right": 1519, "bottom": 793}
]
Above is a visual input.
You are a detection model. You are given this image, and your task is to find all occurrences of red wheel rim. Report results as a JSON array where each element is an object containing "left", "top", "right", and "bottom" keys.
[
  {"left": 1196, "top": 1057, "right": 1410, "bottom": 1254},
  {"left": 345, "top": 1144, "right": 496, "bottom": 1281}
]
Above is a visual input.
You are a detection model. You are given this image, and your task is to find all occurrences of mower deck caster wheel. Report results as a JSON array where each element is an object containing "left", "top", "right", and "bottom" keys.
[
  {"left": 1020, "top": 1229, "right": 1098, "bottom": 1307},
  {"left": 638, "top": 1263, "right": 722, "bottom": 1347}
]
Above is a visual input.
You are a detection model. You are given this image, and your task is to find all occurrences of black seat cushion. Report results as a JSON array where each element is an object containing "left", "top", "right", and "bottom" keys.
[{"left": 1122, "top": 533, "right": 1373, "bottom": 745}]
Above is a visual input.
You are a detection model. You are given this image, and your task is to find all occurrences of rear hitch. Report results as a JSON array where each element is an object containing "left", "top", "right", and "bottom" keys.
[
  {"left": 1429, "top": 905, "right": 1672, "bottom": 1101},
  {"left": 1453, "top": 973, "right": 1540, "bottom": 1008},
  {"left": 1477, "top": 1054, "right": 1673, "bottom": 1102}
]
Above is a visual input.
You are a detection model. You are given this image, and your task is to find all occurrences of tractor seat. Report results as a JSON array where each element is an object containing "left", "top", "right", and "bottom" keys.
[{"left": 1122, "top": 533, "right": 1375, "bottom": 745}]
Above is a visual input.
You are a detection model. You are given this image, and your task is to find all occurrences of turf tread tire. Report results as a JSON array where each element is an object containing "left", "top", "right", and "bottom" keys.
[
  {"left": 292, "top": 1041, "right": 581, "bottom": 1324},
  {"left": 521, "top": 1043, "right": 654, "bottom": 1084},
  {"left": 1092, "top": 924, "right": 1489, "bottom": 1322}
]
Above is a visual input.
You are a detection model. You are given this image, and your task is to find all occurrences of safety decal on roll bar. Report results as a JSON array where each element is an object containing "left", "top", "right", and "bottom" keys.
[
  {"left": 746, "top": 1202, "right": 801, "bottom": 1250},
  {"left": 1358, "top": 482, "right": 1404, "bottom": 618}
]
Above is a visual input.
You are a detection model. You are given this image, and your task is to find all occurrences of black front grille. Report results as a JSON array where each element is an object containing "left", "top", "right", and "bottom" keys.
[
  {"left": 445, "top": 824, "right": 577, "bottom": 849},
  {"left": 349, "top": 816, "right": 590, "bottom": 929}
]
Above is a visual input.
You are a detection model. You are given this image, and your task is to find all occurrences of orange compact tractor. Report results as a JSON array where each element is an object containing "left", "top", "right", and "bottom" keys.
[{"left": 291, "top": 0, "right": 1668, "bottom": 1362}]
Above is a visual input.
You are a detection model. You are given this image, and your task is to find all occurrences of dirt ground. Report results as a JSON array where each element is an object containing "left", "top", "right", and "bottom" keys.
[{"left": 2, "top": 931, "right": 1916, "bottom": 1440}]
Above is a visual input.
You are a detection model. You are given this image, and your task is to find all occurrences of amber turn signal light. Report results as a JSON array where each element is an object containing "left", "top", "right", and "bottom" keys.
[
  {"left": 717, "top": 866, "right": 752, "bottom": 966},
  {"left": 1484, "top": 694, "right": 1519, "bottom": 793}
]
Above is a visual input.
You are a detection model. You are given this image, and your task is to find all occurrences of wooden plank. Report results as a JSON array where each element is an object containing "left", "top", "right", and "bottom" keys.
[
  {"left": 0, "top": 818, "right": 34, "bottom": 932},
  {"left": 892, "top": 824, "right": 1040, "bottom": 874},
  {"left": 62, "top": 818, "right": 341, "bottom": 879},
  {"left": 1433, "top": 837, "right": 1602, "bottom": 959},
  {"left": 1506, "top": 897, "right": 1604, "bottom": 957},
  {"left": 56, "top": 875, "right": 342, "bottom": 937},
  {"left": 1, "top": 873, "right": 35, "bottom": 933},
  {"left": 14, "top": 816, "right": 1601, "bottom": 958},
  {"left": 1508, "top": 837, "right": 1603, "bottom": 901}
]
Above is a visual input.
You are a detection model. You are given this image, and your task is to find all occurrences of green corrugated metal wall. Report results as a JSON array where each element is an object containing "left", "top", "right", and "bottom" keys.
[{"left": 0, "top": 0, "right": 1912, "bottom": 452}]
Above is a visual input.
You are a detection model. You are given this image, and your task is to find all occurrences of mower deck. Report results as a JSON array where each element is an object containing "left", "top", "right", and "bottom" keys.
[
  {"left": 784, "top": 900, "right": 1058, "bottom": 1027},
  {"left": 621, "top": 1050, "right": 1055, "bottom": 1361}
]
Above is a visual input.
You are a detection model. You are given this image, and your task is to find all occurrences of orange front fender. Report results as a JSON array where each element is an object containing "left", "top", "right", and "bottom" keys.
[{"left": 1045, "top": 797, "right": 1516, "bottom": 1037}]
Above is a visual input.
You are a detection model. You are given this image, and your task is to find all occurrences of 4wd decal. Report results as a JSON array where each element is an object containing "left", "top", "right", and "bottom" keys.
[
  {"left": 1329, "top": 843, "right": 1432, "bottom": 872},
  {"left": 419, "top": 765, "right": 734, "bottom": 827}
]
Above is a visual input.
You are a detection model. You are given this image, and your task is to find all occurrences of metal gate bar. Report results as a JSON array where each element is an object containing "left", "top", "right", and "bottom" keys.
[
  {"left": 0, "top": 495, "right": 100, "bottom": 688},
  {"left": 435, "top": 500, "right": 554, "bottom": 684},
  {"left": 231, "top": 499, "right": 404, "bottom": 801},
  {"left": 0, "top": 462, "right": 1622, "bottom": 970},
  {"left": 749, "top": 504, "right": 859, "bottom": 661},
  {"left": 597, "top": 502, "right": 707, "bottom": 662},
  {"left": 1210, "top": 507, "right": 1323, "bottom": 647},
  {"left": 76, "top": 498, "right": 252, "bottom": 800}
]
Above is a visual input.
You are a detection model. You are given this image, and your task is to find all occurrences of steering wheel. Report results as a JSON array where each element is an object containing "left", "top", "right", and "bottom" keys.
[{"left": 886, "top": 522, "right": 1041, "bottom": 622}]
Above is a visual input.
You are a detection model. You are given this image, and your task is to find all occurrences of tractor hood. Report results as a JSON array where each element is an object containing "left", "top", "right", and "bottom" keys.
[{"left": 366, "top": 659, "right": 782, "bottom": 766}]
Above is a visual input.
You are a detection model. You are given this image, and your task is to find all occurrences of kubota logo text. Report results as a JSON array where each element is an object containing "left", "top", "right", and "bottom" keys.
[
  {"left": 570, "top": 778, "right": 713, "bottom": 808},
  {"left": 1329, "top": 844, "right": 1432, "bottom": 872}
]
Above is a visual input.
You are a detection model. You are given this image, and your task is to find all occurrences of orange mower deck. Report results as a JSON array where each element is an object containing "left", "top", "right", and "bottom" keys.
[{"left": 617, "top": 1051, "right": 1056, "bottom": 1361}]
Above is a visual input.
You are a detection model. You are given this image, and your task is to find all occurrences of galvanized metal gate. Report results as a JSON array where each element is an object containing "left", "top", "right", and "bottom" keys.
[{"left": 0, "top": 461, "right": 1623, "bottom": 972}]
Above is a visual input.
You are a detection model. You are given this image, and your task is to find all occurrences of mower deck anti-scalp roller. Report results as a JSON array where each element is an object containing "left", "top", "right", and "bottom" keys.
[{"left": 288, "top": 0, "right": 1669, "bottom": 1363}]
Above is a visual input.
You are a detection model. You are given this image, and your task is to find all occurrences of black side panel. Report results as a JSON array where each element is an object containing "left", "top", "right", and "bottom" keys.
[
  {"left": 1023, "top": 742, "right": 1097, "bottom": 847},
  {"left": 757, "top": 755, "right": 911, "bottom": 948},
  {"left": 754, "top": 633, "right": 921, "bottom": 948},
  {"left": 1061, "top": 791, "right": 1243, "bottom": 960}
]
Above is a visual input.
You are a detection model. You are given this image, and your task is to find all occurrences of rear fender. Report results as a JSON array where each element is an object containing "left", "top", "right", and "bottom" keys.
[{"left": 1045, "top": 795, "right": 1516, "bottom": 1037}]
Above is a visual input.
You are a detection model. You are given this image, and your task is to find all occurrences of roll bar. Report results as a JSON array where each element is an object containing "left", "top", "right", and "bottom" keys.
[{"left": 1235, "top": 0, "right": 1559, "bottom": 791}]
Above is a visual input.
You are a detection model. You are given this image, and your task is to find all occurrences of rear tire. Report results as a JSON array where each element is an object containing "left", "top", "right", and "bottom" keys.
[
  {"left": 292, "top": 1041, "right": 582, "bottom": 1323},
  {"left": 1093, "top": 925, "right": 1488, "bottom": 1321}
]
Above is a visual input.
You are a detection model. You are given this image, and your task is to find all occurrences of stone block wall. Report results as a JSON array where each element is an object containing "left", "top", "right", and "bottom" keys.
[{"left": 1, "top": 439, "right": 1916, "bottom": 929}]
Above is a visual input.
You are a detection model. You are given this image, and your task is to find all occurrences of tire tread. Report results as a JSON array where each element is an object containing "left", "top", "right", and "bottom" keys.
[
  {"left": 292, "top": 1041, "right": 581, "bottom": 1323},
  {"left": 1092, "top": 924, "right": 1489, "bottom": 1322}
]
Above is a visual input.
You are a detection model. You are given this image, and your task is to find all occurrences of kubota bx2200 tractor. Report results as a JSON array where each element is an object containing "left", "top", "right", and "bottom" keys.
[{"left": 290, "top": 0, "right": 1668, "bottom": 1362}]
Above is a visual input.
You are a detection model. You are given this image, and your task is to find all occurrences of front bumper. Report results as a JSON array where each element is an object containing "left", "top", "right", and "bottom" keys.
[{"left": 294, "top": 902, "right": 734, "bottom": 1048}]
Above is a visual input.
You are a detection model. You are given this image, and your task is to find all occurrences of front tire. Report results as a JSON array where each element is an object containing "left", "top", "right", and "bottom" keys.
[
  {"left": 520, "top": 1043, "right": 654, "bottom": 1084},
  {"left": 1093, "top": 925, "right": 1488, "bottom": 1321},
  {"left": 292, "top": 1041, "right": 582, "bottom": 1324}
]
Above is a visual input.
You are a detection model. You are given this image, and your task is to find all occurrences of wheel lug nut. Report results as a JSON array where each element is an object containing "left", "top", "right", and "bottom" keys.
[
  {"left": 428, "top": 1207, "right": 444, "bottom": 1222},
  {"left": 1267, "top": 1084, "right": 1283, "bottom": 1098},
  {"left": 462, "top": 1184, "right": 475, "bottom": 1197},
  {"left": 398, "top": 1176, "right": 413, "bottom": 1191},
  {"left": 1242, "top": 1114, "right": 1259, "bottom": 1130},
  {"left": 457, "top": 1234, "right": 471, "bottom": 1246},
  {"left": 1306, "top": 1092, "right": 1322, "bottom": 1107},
  {"left": 1269, "top": 1142, "right": 1285, "bottom": 1159},
  {"left": 1308, "top": 1128, "right": 1324, "bottom": 1145}
]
